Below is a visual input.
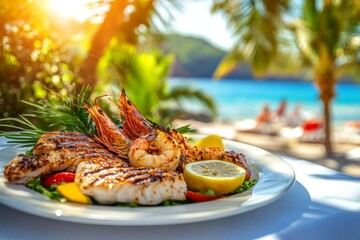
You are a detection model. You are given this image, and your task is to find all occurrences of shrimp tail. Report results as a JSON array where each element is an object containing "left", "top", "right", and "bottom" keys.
[
  {"left": 85, "top": 96, "right": 131, "bottom": 159},
  {"left": 112, "top": 88, "right": 153, "bottom": 140}
]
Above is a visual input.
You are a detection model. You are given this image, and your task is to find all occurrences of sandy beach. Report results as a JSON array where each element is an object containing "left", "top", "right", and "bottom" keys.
[{"left": 173, "top": 119, "right": 360, "bottom": 178}]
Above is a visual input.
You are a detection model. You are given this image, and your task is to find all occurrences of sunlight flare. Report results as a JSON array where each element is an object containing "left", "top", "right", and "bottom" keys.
[{"left": 47, "top": 0, "right": 93, "bottom": 20}]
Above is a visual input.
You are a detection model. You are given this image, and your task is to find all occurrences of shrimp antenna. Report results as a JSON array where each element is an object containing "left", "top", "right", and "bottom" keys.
[
  {"left": 93, "top": 94, "right": 111, "bottom": 105},
  {"left": 87, "top": 53, "right": 127, "bottom": 94},
  {"left": 41, "top": 85, "right": 84, "bottom": 107},
  {"left": 88, "top": 45, "right": 136, "bottom": 93}
]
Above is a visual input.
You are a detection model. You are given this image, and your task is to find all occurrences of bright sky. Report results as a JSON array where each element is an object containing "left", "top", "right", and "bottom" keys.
[
  {"left": 171, "top": 1, "right": 235, "bottom": 50},
  {"left": 46, "top": 0, "right": 234, "bottom": 50}
]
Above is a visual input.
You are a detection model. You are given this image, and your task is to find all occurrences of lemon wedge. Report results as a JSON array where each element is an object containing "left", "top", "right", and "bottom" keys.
[
  {"left": 184, "top": 160, "right": 246, "bottom": 195},
  {"left": 193, "top": 135, "right": 225, "bottom": 150}
]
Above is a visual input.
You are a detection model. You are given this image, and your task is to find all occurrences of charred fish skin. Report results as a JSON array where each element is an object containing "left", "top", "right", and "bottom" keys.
[
  {"left": 3, "top": 154, "right": 50, "bottom": 184},
  {"left": 3, "top": 131, "right": 128, "bottom": 184},
  {"left": 33, "top": 131, "right": 102, "bottom": 155},
  {"left": 76, "top": 159, "right": 187, "bottom": 205}
]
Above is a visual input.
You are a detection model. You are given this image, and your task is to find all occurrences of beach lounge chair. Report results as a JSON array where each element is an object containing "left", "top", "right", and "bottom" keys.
[{"left": 299, "top": 119, "right": 324, "bottom": 143}]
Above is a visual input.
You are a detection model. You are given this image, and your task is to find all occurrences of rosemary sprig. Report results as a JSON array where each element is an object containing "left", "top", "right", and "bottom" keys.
[
  {"left": 0, "top": 85, "right": 95, "bottom": 147},
  {"left": 0, "top": 115, "right": 46, "bottom": 147},
  {"left": 175, "top": 124, "right": 196, "bottom": 134},
  {"left": 25, "top": 85, "right": 95, "bottom": 135}
]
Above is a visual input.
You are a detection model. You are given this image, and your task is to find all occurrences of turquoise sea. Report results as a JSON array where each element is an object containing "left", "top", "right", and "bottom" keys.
[{"left": 169, "top": 77, "right": 360, "bottom": 125}]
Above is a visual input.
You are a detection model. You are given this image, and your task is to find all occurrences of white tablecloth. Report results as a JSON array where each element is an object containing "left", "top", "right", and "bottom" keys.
[{"left": 0, "top": 140, "right": 359, "bottom": 240}]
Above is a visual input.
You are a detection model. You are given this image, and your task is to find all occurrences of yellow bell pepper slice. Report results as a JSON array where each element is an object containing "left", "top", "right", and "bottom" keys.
[{"left": 57, "top": 182, "right": 92, "bottom": 204}]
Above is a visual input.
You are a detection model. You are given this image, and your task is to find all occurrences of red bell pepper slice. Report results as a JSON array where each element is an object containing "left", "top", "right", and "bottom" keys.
[
  {"left": 42, "top": 172, "right": 75, "bottom": 187},
  {"left": 186, "top": 191, "right": 224, "bottom": 202}
]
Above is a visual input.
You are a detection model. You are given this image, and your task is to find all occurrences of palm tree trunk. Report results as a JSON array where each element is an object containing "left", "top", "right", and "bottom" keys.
[
  {"left": 79, "top": 0, "right": 127, "bottom": 87},
  {"left": 316, "top": 71, "right": 335, "bottom": 157},
  {"left": 321, "top": 97, "right": 333, "bottom": 156}
]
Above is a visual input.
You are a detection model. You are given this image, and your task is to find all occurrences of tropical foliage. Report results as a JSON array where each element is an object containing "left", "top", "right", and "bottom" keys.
[
  {"left": 212, "top": 0, "right": 360, "bottom": 156},
  {"left": 0, "top": 0, "right": 80, "bottom": 119},
  {"left": 99, "top": 44, "right": 217, "bottom": 125},
  {"left": 0, "top": 0, "right": 217, "bottom": 129},
  {"left": 212, "top": 0, "right": 291, "bottom": 78},
  {"left": 289, "top": 0, "right": 360, "bottom": 154},
  {"left": 79, "top": 0, "right": 181, "bottom": 87}
]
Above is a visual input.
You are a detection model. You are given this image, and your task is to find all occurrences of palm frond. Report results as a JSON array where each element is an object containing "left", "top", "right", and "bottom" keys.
[{"left": 212, "top": 0, "right": 290, "bottom": 77}]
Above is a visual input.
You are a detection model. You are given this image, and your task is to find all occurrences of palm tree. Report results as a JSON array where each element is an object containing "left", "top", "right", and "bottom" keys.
[
  {"left": 212, "top": 0, "right": 360, "bottom": 156},
  {"left": 79, "top": 0, "right": 181, "bottom": 88},
  {"left": 289, "top": 0, "right": 360, "bottom": 155}
]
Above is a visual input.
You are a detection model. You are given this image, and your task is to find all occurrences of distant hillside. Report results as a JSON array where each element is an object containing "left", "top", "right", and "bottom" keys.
[
  {"left": 160, "top": 34, "right": 252, "bottom": 79},
  {"left": 161, "top": 35, "right": 356, "bottom": 82}
]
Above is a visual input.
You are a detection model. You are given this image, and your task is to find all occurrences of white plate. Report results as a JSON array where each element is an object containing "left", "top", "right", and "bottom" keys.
[{"left": 0, "top": 138, "right": 295, "bottom": 225}]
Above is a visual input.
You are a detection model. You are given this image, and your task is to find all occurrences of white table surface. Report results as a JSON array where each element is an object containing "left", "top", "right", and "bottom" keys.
[{"left": 0, "top": 140, "right": 359, "bottom": 240}]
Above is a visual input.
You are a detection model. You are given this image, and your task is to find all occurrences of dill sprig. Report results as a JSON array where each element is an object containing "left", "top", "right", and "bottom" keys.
[{"left": 0, "top": 85, "right": 95, "bottom": 147}]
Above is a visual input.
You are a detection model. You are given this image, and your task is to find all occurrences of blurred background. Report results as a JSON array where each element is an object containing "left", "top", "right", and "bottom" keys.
[{"left": 1, "top": 0, "right": 359, "bottom": 174}]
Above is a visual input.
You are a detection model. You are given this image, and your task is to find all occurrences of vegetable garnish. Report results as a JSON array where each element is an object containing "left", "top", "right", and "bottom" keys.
[
  {"left": 57, "top": 182, "right": 92, "bottom": 204},
  {"left": 42, "top": 172, "right": 76, "bottom": 187},
  {"left": 26, "top": 177, "right": 66, "bottom": 203},
  {"left": 186, "top": 190, "right": 223, "bottom": 202},
  {"left": 233, "top": 179, "right": 257, "bottom": 193},
  {"left": 185, "top": 180, "right": 257, "bottom": 203},
  {"left": 26, "top": 176, "right": 257, "bottom": 206}
]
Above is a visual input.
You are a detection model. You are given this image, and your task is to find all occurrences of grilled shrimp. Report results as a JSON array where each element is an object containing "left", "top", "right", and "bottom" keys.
[
  {"left": 153, "top": 125, "right": 251, "bottom": 180},
  {"left": 113, "top": 88, "right": 153, "bottom": 140},
  {"left": 111, "top": 88, "right": 251, "bottom": 178},
  {"left": 153, "top": 124, "right": 192, "bottom": 157},
  {"left": 128, "top": 130, "right": 181, "bottom": 171},
  {"left": 85, "top": 96, "right": 131, "bottom": 159}
]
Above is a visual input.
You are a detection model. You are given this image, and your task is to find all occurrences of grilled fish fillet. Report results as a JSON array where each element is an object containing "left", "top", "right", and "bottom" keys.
[
  {"left": 75, "top": 159, "right": 187, "bottom": 205},
  {"left": 4, "top": 131, "right": 128, "bottom": 184}
]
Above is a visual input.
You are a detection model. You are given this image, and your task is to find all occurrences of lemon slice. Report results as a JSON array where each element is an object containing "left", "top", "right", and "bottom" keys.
[
  {"left": 193, "top": 135, "right": 225, "bottom": 150},
  {"left": 184, "top": 160, "right": 246, "bottom": 195}
]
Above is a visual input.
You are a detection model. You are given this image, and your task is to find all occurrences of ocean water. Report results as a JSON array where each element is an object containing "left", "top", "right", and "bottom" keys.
[{"left": 169, "top": 77, "right": 360, "bottom": 125}]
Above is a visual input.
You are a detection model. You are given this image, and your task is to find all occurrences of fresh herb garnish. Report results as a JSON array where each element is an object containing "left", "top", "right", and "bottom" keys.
[
  {"left": 115, "top": 202, "right": 138, "bottom": 208},
  {"left": 0, "top": 85, "right": 95, "bottom": 147},
  {"left": 233, "top": 179, "right": 257, "bottom": 194},
  {"left": 26, "top": 177, "right": 66, "bottom": 203},
  {"left": 162, "top": 200, "right": 187, "bottom": 206},
  {"left": 24, "top": 85, "right": 95, "bottom": 135},
  {"left": 198, "top": 189, "right": 218, "bottom": 196},
  {"left": 176, "top": 124, "right": 196, "bottom": 134},
  {"left": 0, "top": 116, "right": 46, "bottom": 147}
]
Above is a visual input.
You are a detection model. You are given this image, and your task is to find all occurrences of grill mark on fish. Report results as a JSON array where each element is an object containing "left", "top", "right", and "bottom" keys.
[
  {"left": 4, "top": 131, "right": 128, "bottom": 184},
  {"left": 5, "top": 131, "right": 187, "bottom": 205},
  {"left": 84, "top": 166, "right": 175, "bottom": 186},
  {"left": 75, "top": 159, "right": 187, "bottom": 205}
]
